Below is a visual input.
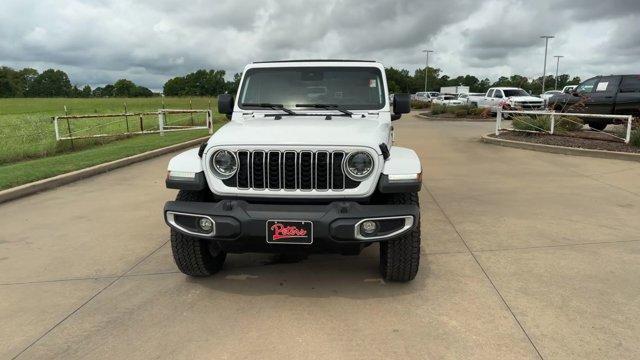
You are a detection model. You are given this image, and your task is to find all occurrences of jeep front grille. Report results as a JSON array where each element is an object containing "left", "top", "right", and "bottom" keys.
[{"left": 222, "top": 150, "right": 361, "bottom": 191}]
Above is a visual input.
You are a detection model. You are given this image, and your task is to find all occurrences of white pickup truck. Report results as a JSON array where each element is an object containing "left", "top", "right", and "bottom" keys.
[{"left": 469, "top": 87, "right": 545, "bottom": 115}]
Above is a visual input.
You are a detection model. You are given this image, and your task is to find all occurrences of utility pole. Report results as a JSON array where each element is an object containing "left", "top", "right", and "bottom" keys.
[
  {"left": 553, "top": 55, "right": 564, "bottom": 90},
  {"left": 422, "top": 49, "right": 434, "bottom": 92},
  {"left": 540, "top": 35, "right": 554, "bottom": 93}
]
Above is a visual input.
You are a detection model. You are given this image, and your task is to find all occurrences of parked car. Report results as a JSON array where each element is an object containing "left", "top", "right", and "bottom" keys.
[
  {"left": 540, "top": 90, "right": 563, "bottom": 104},
  {"left": 469, "top": 87, "right": 544, "bottom": 116},
  {"left": 549, "top": 75, "right": 640, "bottom": 130},
  {"left": 432, "top": 95, "right": 464, "bottom": 106},
  {"left": 163, "top": 60, "right": 422, "bottom": 282},
  {"left": 458, "top": 92, "right": 484, "bottom": 105},
  {"left": 413, "top": 91, "right": 440, "bottom": 103}
]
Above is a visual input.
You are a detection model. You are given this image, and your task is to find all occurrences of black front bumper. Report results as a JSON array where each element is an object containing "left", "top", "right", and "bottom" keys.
[{"left": 164, "top": 200, "right": 419, "bottom": 254}]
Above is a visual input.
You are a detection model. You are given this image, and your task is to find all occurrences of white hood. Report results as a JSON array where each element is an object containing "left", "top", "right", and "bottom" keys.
[
  {"left": 208, "top": 114, "right": 390, "bottom": 153},
  {"left": 508, "top": 96, "right": 543, "bottom": 102}
]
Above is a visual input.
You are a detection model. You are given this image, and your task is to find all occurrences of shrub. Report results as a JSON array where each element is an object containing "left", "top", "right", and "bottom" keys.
[
  {"left": 512, "top": 114, "right": 584, "bottom": 133},
  {"left": 454, "top": 109, "right": 468, "bottom": 117},
  {"left": 555, "top": 115, "right": 583, "bottom": 132},
  {"left": 410, "top": 100, "right": 429, "bottom": 109},
  {"left": 430, "top": 104, "right": 446, "bottom": 115},
  {"left": 630, "top": 130, "right": 640, "bottom": 148},
  {"left": 512, "top": 115, "right": 551, "bottom": 132}
]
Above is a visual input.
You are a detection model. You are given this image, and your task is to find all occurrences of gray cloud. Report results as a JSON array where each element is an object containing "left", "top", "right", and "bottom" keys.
[{"left": 0, "top": 0, "right": 638, "bottom": 90}]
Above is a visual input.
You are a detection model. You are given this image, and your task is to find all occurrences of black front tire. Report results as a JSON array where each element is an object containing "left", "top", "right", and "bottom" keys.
[
  {"left": 170, "top": 190, "right": 226, "bottom": 277},
  {"left": 379, "top": 192, "right": 421, "bottom": 282}
]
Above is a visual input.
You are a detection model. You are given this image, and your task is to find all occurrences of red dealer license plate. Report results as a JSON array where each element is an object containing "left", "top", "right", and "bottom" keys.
[{"left": 266, "top": 220, "right": 313, "bottom": 245}]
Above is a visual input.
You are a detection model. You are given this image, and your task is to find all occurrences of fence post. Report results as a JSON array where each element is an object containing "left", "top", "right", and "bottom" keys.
[
  {"left": 625, "top": 115, "right": 633, "bottom": 144},
  {"left": 190, "top": 98, "right": 194, "bottom": 125},
  {"left": 550, "top": 112, "right": 555, "bottom": 134},
  {"left": 124, "top": 102, "right": 130, "bottom": 134},
  {"left": 207, "top": 110, "right": 213, "bottom": 134},
  {"left": 139, "top": 114, "right": 144, "bottom": 132},
  {"left": 159, "top": 111, "right": 165, "bottom": 136},
  {"left": 63, "top": 105, "right": 75, "bottom": 150},
  {"left": 53, "top": 116, "right": 60, "bottom": 141},
  {"left": 495, "top": 108, "right": 502, "bottom": 136}
]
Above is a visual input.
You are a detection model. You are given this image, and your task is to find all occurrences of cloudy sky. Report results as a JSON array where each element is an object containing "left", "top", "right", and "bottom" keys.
[{"left": 1, "top": 0, "right": 638, "bottom": 90}]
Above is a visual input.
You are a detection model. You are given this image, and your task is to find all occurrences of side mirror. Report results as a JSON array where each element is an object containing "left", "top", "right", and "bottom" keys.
[
  {"left": 218, "top": 94, "right": 234, "bottom": 116},
  {"left": 391, "top": 93, "right": 410, "bottom": 121}
]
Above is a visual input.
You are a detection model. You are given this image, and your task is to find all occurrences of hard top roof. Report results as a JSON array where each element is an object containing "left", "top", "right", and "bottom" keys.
[{"left": 252, "top": 59, "right": 376, "bottom": 64}]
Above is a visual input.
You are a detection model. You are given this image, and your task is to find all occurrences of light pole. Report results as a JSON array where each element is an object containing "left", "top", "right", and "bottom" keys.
[
  {"left": 553, "top": 55, "right": 564, "bottom": 90},
  {"left": 422, "top": 49, "right": 434, "bottom": 92},
  {"left": 540, "top": 35, "right": 554, "bottom": 93}
]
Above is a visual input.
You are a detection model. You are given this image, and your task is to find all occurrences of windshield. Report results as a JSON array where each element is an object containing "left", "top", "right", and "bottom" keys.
[
  {"left": 503, "top": 89, "right": 530, "bottom": 97},
  {"left": 238, "top": 67, "right": 385, "bottom": 110}
]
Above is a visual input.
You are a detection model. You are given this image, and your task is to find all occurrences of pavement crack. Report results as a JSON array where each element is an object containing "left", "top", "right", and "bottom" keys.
[
  {"left": 564, "top": 166, "right": 640, "bottom": 198},
  {"left": 423, "top": 186, "right": 545, "bottom": 360},
  {"left": 0, "top": 275, "right": 119, "bottom": 286},
  {"left": 11, "top": 240, "right": 168, "bottom": 360},
  {"left": 474, "top": 238, "right": 640, "bottom": 253}
]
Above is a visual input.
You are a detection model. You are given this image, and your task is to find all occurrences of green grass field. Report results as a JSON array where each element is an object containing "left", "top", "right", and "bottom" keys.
[
  {"left": 0, "top": 97, "right": 222, "bottom": 164},
  {"left": 0, "top": 97, "right": 225, "bottom": 190}
]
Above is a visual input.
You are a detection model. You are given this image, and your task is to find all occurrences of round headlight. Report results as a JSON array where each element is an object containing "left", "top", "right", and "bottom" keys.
[
  {"left": 211, "top": 150, "right": 237, "bottom": 178},
  {"left": 344, "top": 151, "right": 374, "bottom": 180}
]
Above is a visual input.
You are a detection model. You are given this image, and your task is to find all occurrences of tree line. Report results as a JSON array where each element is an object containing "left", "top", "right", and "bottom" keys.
[
  {"left": 1, "top": 64, "right": 583, "bottom": 98},
  {"left": 0, "top": 66, "right": 153, "bottom": 98},
  {"left": 163, "top": 70, "right": 241, "bottom": 96},
  {"left": 386, "top": 67, "right": 582, "bottom": 95}
]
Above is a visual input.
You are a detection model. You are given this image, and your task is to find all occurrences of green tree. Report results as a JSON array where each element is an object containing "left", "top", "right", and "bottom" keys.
[
  {"left": 133, "top": 86, "right": 153, "bottom": 97},
  {"left": 163, "top": 76, "right": 188, "bottom": 96},
  {"left": 224, "top": 72, "right": 242, "bottom": 95},
  {"left": 0, "top": 67, "right": 18, "bottom": 97},
  {"left": 113, "top": 79, "right": 137, "bottom": 97},
  {"left": 81, "top": 85, "right": 92, "bottom": 97},
  {"left": 163, "top": 69, "right": 228, "bottom": 96},
  {"left": 28, "top": 69, "right": 72, "bottom": 97},
  {"left": 385, "top": 67, "right": 412, "bottom": 93}
]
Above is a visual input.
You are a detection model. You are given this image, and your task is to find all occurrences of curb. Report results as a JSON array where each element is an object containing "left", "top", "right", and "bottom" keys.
[
  {"left": 481, "top": 134, "right": 640, "bottom": 162},
  {"left": 0, "top": 136, "right": 209, "bottom": 205},
  {"left": 416, "top": 114, "right": 493, "bottom": 122}
]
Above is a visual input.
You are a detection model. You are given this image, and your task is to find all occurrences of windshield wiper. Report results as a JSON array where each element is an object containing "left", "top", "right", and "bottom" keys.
[
  {"left": 295, "top": 103, "right": 353, "bottom": 116},
  {"left": 242, "top": 103, "right": 296, "bottom": 115}
]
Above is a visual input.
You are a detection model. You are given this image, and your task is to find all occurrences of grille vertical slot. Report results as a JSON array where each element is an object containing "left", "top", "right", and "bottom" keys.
[
  {"left": 299, "top": 151, "right": 313, "bottom": 190},
  {"left": 331, "top": 152, "right": 345, "bottom": 190},
  {"left": 315, "top": 151, "right": 329, "bottom": 190},
  {"left": 251, "top": 151, "right": 265, "bottom": 189},
  {"left": 283, "top": 151, "right": 297, "bottom": 190},
  {"left": 267, "top": 151, "right": 280, "bottom": 189},
  {"left": 237, "top": 151, "right": 250, "bottom": 189}
]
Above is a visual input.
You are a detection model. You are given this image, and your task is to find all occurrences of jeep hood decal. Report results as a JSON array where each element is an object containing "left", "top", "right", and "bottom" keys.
[{"left": 209, "top": 116, "right": 389, "bottom": 151}]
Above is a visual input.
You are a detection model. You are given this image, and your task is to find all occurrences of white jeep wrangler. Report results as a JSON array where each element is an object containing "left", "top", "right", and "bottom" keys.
[{"left": 163, "top": 60, "right": 422, "bottom": 282}]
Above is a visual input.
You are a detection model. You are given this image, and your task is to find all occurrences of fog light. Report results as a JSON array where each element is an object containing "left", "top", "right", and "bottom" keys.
[
  {"left": 360, "top": 220, "right": 377, "bottom": 235},
  {"left": 198, "top": 218, "right": 213, "bottom": 232}
]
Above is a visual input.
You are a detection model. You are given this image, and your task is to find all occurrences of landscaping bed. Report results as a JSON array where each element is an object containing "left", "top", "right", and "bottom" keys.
[
  {"left": 491, "top": 131, "right": 640, "bottom": 154},
  {"left": 418, "top": 112, "right": 493, "bottom": 122},
  {"left": 417, "top": 104, "right": 493, "bottom": 122}
]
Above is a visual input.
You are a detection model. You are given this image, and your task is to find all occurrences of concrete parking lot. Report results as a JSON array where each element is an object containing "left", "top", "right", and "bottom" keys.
[{"left": 1, "top": 113, "right": 639, "bottom": 359}]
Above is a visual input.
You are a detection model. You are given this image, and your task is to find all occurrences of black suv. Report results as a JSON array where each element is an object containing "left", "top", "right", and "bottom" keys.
[{"left": 550, "top": 75, "right": 640, "bottom": 130}]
